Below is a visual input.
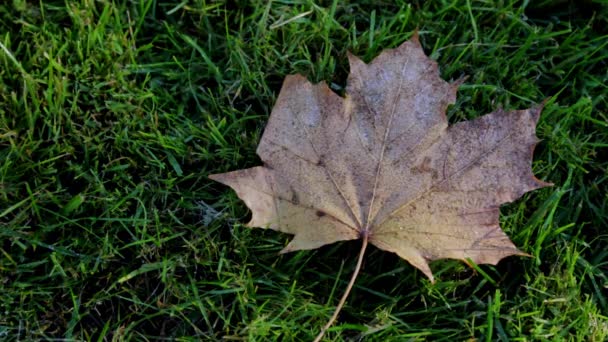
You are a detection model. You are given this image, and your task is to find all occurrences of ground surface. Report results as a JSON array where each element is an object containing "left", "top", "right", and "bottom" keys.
[{"left": 1, "top": 1, "right": 607, "bottom": 341}]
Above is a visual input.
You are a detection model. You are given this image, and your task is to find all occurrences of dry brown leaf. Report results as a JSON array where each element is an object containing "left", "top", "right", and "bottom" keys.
[{"left": 210, "top": 33, "right": 551, "bottom": 339}]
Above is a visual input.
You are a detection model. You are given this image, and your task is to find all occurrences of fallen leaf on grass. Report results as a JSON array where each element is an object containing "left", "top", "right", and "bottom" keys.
[{"left": 210, "top": 32, "right": 551, "bottom": 340}]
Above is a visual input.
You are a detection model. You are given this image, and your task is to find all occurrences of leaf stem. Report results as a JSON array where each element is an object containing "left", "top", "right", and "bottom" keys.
[{"left": 314, "top": 232, "right": 369, "bottom": 342}]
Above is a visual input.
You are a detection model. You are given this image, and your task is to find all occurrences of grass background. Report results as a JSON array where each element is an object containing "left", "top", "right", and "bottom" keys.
[{"left": 1, "top": 0, "right": 607, "bottom": 340}]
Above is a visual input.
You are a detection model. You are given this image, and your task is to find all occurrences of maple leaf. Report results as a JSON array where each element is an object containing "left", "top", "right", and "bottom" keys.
[{"left": 210, "top": 33, "right": 551, "bottom": 340}]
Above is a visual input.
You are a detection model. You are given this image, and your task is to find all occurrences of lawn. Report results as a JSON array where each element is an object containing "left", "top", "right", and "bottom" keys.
[{"left": 1, "top": 0, "right": 607, "bottom": 341}]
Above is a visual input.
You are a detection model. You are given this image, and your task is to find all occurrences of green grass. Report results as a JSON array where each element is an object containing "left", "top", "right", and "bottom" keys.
[{"left": 1, "top": 0, "right": 607, "bottom": 340}]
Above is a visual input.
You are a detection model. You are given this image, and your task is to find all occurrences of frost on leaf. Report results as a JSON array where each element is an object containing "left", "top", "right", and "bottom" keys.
[{"left": 209, "top": 34, "right": 551, "bottom": 282}]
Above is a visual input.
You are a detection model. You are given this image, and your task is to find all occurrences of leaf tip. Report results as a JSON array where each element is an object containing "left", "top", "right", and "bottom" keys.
[
  {"left": 283, "top": 73, "right": 309, "bottom": 88},
  {"left": 209, "top": 171, "right": 244, "bottom": 188},
  {"left": 518, "top": 251, "right": 534, "bottom": 259},
  {"left": 208, "top": 172, "right": 224, "bottom": 183},
  {"left": 347, "top": 50, "right": 365, "bottom": 72},
  {"left": 279, "top": 236, "right": 313, "bottom": 254},
  {"left": 424, "top": 271, "right": 436, "bottom": 284},
  {"left": 529, "top": 101, "right": 547, "bottom": 123},
  {"left": 452, "top": 74, "right": 469, "bottom": 87},
  {"left": 533, "top": 177, "right": 554, "bottom": 190},
  {"left": 410, "top": 29, "right": 420, "bottom": 45}
]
